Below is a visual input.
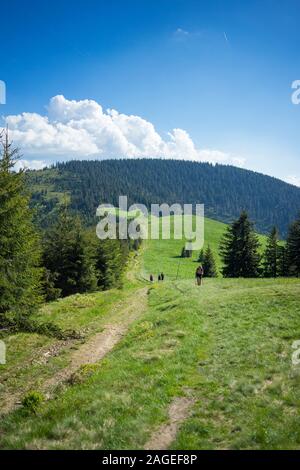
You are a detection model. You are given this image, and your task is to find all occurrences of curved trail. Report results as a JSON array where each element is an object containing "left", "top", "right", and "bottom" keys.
[
  {"left": 43, "top": 287, "right": 148, "bottom": 393},
  {"left": 145, "top": 396, "right": 195, "bottom": 450},
  {"left": 1, "top": 287, "right": 148, "bottom": 414}
]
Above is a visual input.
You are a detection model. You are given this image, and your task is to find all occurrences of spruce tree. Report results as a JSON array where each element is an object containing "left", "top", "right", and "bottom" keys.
[
  {"left": 220, "top": 211, "right": 261, "bottom": 278},
  {"left": 287, "top": 215, "right": 300, "bottom": 276},
  {"left": 263, "top": 226, "right": 280, "bottom": 277},
  {"left": 42, "top": 269, "right": 61, "bottom": 301},
  {"left": 43, "top": 206, "right": 97, "bottom": 297},
  {"left": 0, "top": 131, "right": 41, "bottom": 327},
  {"left": 202, "top": 245, "right": 217, "bottom": 277},
  {"left": 119, "top": 238, "right": 131, "bottom": 264},
  {"left": 278, "top": 245, "right": 289, "bottom": 277},
  {"left": 94, "top": 238, "right": 124, "bottom": 290},
  {"left": 198, "top": 248, "right": 204, "bottom": 263}
]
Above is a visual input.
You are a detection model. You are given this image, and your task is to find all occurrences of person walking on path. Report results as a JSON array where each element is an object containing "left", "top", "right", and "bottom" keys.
[{"left": 195, "top": 265, "right": 204, "bottom": 286}]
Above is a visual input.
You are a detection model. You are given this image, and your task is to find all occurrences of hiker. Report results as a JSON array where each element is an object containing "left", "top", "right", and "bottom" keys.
[
  {"left": 195, "top": 265, "right": 204, "bottom": 286},
  {"left": 150, "top": 274, "right": 154, "bottom": 282},
  {"left": 161, "top": 272, "right": 165, "bottom": 281}
]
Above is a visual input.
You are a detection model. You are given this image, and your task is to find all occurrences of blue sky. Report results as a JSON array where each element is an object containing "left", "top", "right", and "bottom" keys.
[{"left": 0, "top": 0, "right": 300, "bottom": 184}]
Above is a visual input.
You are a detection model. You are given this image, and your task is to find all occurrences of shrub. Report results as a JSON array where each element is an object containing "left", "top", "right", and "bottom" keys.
[
  {"left": 9, "top": 316, "right": 83, "bottom": 340},
  {"left": 22, "top": 391, "right": 45, "bottom": 414},
  {"left": 68, "top": 364, "right": 99, "bottom": 385}
]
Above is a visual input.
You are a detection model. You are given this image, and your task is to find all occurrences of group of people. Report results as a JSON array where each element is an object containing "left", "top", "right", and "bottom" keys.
[
  {"left": 149, "top": 266, "right": 204, "bottom": 286},
  {"left": 149, "top": 273, "right": 165, "bottom": 282}
]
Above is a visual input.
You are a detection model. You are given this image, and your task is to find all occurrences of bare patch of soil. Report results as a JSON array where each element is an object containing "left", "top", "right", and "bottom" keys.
[
  {"left": 43, "top": 287, "right": 148, "bottom": 393},
  {"left": 1, "top": 287, "right": 148, "bottom": 414},
  {"left": 145, "top": 396, "right": 194, "bottom": 450}
]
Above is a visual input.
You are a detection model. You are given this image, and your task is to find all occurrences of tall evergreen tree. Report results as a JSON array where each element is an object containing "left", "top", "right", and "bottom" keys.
[
  {"left": 42, "top": 269, "right": 62, "bottom": 302},
  {"left": 219, "top": 211, "right": 261, "bottom": 278},
  {"left": 0, "top": 131, "right": 41, "bottom": 327},
  {"left": 278, "top": 245, "right": 289, "bottom": 277},
  {"left": 94, "top": 238, "right": 124, "bottom": 290},
  {"left": 197, "top": 248, "right": 204, "bottom": 263},
  {"left": 287, "top": 215, "right": 300, "bottom": 276},
  {"left": 43, "top": 206, "right": 97, "bottom": 297},
  {"left": 263, "top": 227, "right": 280, "bottom": 277},
  {"left": 202, "top": 245, "right": 217, "bottom": 277}
]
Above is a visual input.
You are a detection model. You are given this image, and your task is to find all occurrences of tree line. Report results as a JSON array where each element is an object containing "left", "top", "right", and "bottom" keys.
[{"left": 26, "top": 158, "right": 300, "bottom": 237}]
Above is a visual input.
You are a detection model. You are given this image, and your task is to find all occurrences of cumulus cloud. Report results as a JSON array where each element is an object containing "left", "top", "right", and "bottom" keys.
[
  {"left": 285, "top": 175, "right": 300, "bottom": 187},
  {"left": 2, "top": 95, "right": 244, "bottom": 167},
  {"left": 14, "top": 159, "right": 47, "bottom": 171}
]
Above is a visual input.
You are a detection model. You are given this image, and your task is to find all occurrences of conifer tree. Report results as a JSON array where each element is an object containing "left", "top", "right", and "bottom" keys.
[
  {"left": 0, "top": 130, "right": 41, "bottom": 327},
  {"left": 43, "top": 206, "right": 97, "bottom": 297},
  {"left": 219, "top": 211, "right": 261, "bottom": 278},
  {"left": 198, "top": 248, "right": 204, "bottom": 263},
  {"left": 42, "top": 269, "right": 62, "bottom": 301},
  {"left": 278, "top": 245, "right": 289, "bottom": 277},
  {"left": 202, "top": 245, "right": 217, "bottom": 277},
  {"left": 287, "top": 215, "right": 300, "bottom": 276},
  {"left": 263, "top": 227, "right": 280, "bottom": 277},
  {"left": 94, "top": 238, "right": 124, "bottom": 290}
]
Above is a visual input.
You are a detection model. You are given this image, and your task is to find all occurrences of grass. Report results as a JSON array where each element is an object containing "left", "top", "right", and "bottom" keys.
[
  {"left": 142, "top": 215, "right": 268, "bottom": 279},
  {"left": 0, "top": 283, "right": 138, "bottom": 413},
  {"left": 0, "top": 217, "right": 297, "bottom": 450},
  {"left": 1, "top": 277, "right": 300, "bottom": 449}
]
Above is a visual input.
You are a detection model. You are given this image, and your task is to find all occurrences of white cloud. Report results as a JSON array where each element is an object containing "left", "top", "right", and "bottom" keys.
[
  {"left": 14, "top": 159, "right": 47, "bottom": 171},
  {"left": 2, "top": 95, "right": 244, "bottom": 167},
  {"left": 285, "top": 175, "right": 300, "bottom": 187}
]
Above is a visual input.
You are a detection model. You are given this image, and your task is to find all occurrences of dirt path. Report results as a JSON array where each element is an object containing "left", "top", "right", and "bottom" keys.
[
  {"left": 144, "top": 396, "right": 194, "bottom": 450},
  {"left": 1, "top": 287, "right": 148, "bottom": 414},
  {"left": 43, "top": 287, "right": 148, "bottom": 394}
]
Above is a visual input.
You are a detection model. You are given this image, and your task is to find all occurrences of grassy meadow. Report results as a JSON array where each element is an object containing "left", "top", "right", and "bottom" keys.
[
  {"left": 0, "top": 216, "right": 299, "bottom": 450},
  {"left": 142, "top": 215, "right": 268, "bottom": 279}
]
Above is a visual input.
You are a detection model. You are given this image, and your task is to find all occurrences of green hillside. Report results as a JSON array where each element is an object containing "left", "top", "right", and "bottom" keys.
[
  {"left": 142, "top": 215, "right": 268, "bottom": 280},
  {"left": 26, "top": 159, "right": 300, "bottom": 236}
]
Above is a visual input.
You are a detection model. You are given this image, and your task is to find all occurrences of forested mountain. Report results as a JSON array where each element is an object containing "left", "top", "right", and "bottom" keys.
[{"left": 27, "top": 159, "right": 300, "bottom": 236}]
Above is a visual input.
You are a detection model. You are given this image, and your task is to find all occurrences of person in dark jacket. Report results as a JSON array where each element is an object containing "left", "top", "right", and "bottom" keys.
[{"left": 195, "top": 265, "right": 204, "bottom": 286}]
